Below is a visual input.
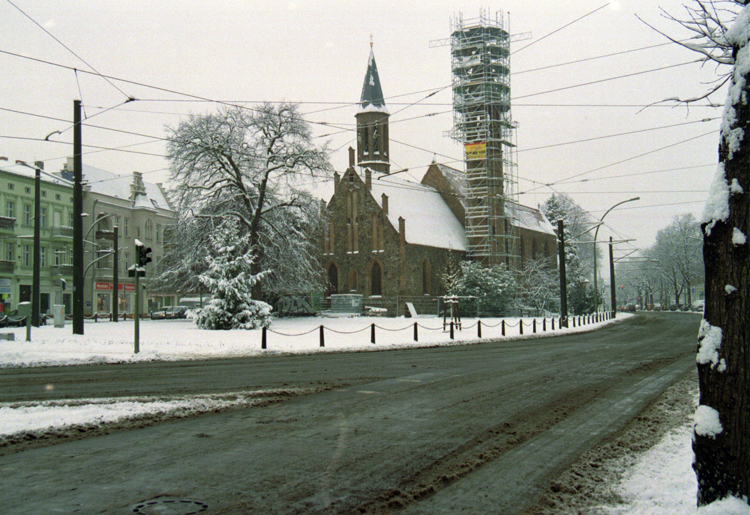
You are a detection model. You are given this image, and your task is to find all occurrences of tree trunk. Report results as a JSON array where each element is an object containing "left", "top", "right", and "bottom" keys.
[{"left": 694, "top": 37, "right": 750, "bottom": 504}]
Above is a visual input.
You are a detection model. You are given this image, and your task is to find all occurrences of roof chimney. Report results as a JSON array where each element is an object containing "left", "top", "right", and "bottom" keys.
[
  {"left": 365, "top": 168, "right": 372, "bottom": 190},
  {"left": 381, "top": 193, "right": 388, "bottom": 216},
  {"left": 348, "top": 147, "right": 355, "bottom": 168}
]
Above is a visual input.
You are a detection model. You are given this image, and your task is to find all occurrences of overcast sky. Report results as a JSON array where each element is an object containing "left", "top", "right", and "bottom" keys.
[{"left": 1, "top": 0, "right": 729, "bottom": 252}]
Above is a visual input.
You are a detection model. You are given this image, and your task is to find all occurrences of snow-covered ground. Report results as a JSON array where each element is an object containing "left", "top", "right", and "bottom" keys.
[
  {"left": 0, "top": 313, "right": 618, "bottom": 368},
  {"left": 1, "top": 313, "right": 747, "bottom": 514}
]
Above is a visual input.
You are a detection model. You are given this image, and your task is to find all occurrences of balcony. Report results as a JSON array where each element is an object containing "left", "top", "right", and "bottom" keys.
[
  {"left": 51, "top": 263, "right": 73, "bottom": 276},
  {"left": 0, "top": 216, "right": 15, "bottom": 233},
  {"left": 51, "top": 225, "right": 74, "bottom": 240}
]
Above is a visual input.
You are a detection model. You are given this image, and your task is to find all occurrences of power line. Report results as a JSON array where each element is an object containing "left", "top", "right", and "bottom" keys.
[
  {"left": 520, "top": 130, "right": 717, "bottom": 195},
  {"left": 517, "top": 118, "right": 719, "bottom": 154},
  {"left": 5, "top": 0, "right": 132, "bottom": 101},
  {"left": 512, "top": 2, "right": 611, "bottom": 56},
  {"left": 512, "top": 60, "right": 702, "bottom": 101}
]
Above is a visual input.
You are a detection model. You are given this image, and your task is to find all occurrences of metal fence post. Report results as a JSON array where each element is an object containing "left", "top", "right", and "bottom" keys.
[
  {"left": 413, "top": 322, "right": 418, "bottom": 342},
  {"left": 477, "top": 320, "right": 482, "bottom": 338},
  {"left": 319, "top": 325, "right": 324, "bottom": 347},
  {"left": 262, "top": 327, "right": 267, "bottom": 350},
  {"left": 371, "top": 323, "right": 375, "bottom": 344}
]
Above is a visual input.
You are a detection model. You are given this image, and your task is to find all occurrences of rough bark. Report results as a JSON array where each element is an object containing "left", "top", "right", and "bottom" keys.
[{"left": 694, "top": 23, "right": 750, "bottom": 503}]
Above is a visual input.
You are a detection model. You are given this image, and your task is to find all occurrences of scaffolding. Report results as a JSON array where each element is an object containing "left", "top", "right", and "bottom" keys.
[{"left": 447, "top": 10, "right": 520, "bottom": 267}]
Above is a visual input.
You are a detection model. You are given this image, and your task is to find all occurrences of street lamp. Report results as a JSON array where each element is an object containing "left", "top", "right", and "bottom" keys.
[{"left": 592, "top": 197, "right": 639, "bottom": 313}]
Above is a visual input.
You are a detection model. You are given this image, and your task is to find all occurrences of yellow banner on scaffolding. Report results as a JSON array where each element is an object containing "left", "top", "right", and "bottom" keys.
[{"left": 465, "top": 142, "right": 486, "bottom": 160}]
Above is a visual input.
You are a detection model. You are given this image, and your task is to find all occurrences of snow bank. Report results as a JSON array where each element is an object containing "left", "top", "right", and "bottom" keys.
[{"left": 0, "top": 314, "right": 625, "bottom": 369}]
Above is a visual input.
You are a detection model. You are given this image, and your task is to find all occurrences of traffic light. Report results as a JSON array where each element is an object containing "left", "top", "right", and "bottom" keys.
[{"left": 137, "top": 245, "right": 152, "bottom": 266}]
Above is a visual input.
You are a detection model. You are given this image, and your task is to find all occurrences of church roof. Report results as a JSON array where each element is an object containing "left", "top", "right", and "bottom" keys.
[
  {"left": 506, "top": 201, "right": 557, "bottom": 236},
  {"left": 359, "top": 48, "right": 389, "bottom": 115},
  {"left": 368, "top": 170, "right": 468, "bottom": 251}
]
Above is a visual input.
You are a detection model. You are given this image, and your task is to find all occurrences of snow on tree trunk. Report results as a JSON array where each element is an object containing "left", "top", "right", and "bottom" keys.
[{"left": 694, "top": 5, "right": 750, "bottom": 506}]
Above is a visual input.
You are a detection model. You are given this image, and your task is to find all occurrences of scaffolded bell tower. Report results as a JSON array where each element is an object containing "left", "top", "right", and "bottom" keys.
[{"left": 435, "top": 10, "right": 523, "bottom": 267}]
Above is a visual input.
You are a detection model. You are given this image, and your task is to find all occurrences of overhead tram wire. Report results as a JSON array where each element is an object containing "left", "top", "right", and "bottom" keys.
[
  {"left": 517, "top": 117, "right": 719, "bottom": 153},
  {"left": 519, "top": 130, "right": 717, "bottom": 195},
  {"left": 0, "top": 47, "right": 717, "bottom": 183},
  {"left": 511, "top": 1, "right": 612, "bottom": 56},
  {"left": 6, "top": 0, "right": 133, "bottom": 102}
]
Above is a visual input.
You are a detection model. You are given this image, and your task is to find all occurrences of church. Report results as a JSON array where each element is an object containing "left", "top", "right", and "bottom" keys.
[{"left": 322, "top": 47, "right": 556, "bottom": 316}]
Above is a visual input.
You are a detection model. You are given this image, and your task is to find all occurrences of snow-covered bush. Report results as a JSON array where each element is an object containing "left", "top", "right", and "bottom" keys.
[
  {"left": 194, "top": 220, "right": 272, "bottom": 330},
  {"left": 450, "top": 261, "right": 517, "bottom": 316}
]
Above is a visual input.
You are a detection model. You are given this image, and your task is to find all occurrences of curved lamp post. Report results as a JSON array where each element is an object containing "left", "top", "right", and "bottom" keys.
[{"left": 593, "top": 197, "right": 639, "bottom": 312}]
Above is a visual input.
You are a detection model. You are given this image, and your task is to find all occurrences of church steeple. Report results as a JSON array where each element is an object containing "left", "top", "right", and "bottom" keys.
[{"left": 356, "top": 43, "right": 390, "bottom": 174}]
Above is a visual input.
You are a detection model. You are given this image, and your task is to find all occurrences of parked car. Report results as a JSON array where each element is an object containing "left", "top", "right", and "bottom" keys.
[
  {"left": 165, "top": 306, "right": 189, "bottom": 319},
  {"left": 692, "top": 299, "right": 705, "bottom": 311},
  {"left": 151, "top": 306, "right": 189, "bottom": 320}
]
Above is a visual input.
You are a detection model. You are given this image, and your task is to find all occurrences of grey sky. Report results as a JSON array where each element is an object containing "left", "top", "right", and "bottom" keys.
[{"left": 1, "top": 0, "right": 725, "bottom": 251}]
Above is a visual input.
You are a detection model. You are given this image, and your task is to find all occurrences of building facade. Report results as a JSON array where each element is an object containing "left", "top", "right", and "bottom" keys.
[
  {"left": 0, "top": 157, "right": 177, "bottom": 318},
  {"left": 322, "top": 47, "right": 557, "bottom": 316},
  {"left": 59, "top": 160, "right": 176, "bottom": 316},
  {"left": 0, "top": 159, "right": 76, "bottom": 315}
]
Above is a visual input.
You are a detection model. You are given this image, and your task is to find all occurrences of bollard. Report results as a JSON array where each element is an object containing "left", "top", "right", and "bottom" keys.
[
  {"left": 319, "top": 325, "right": 325, "bottom": 347},
  {"left": 572, "top": 317, "right": 576, "bottom": 328},
  {"left": 477, "top": 320, "right": 482, "bottom": 338},
  {"left": 262, "top": 327, "right": 267, "bottom": 349},
  {"left": 533, "top": 319, "right": 537, "bottom": 334},
  {"left": 414, "top": 322, "right": 418, "bottom": 342},
  {"left": 450, "top": 321, "right": 454, "bottom": 340},
  {"left": 502, "top": 320, "right": 505, "bottom": 336},
  {"left": 520, "top": 320, "right": 523, "bottom": 335},
  {"left": 543, "top": 318, "right": 546, "bottom": 332},
  {"left": 371, "top": 323, "right": 375, "bottom": 344},
  {"left": 552, "top": 317, "right": 555, "bottom": 330}
]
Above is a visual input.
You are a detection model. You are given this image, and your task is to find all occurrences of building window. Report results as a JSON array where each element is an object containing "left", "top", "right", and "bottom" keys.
[
  {"left": 41, "top": 190, "right": 46, "bottom": 198},
  {"left": 370, "top": 262, "right": 382, "bottom": 296},
  {"left": 55, "top": 249, "right": 63, "bottom": 266},
  {"left": 327, "top": 262, "right": 338, "bottom": 295},
  {"left": 55, "top": 194, "right": 61, "bottom": 201},
  {"left": 24, "top": 187, "right": 30, "bottom": 194},
  {"left": 5, "top": 201, "right": 14, "bottom": 219},
  {"left": 5, "top": 242, "right": 13, "bottom": 261},
  {"left": 23, "top": 244, "right": 30, "bottom": 267},
  {"left": 422, "top": 259, "right": 431, "bottom": 295},
  {"left": 145, "top": 219, "right": 153, "bottom": 240},
  {"left": 156, "top": 224, "right": 161, "bottom": 243},
  {"left": 345, "top": 190, "right": 359, "bottom": 253},
  {"left": 23, "top": 204, "right": 31, "bottom": 226},
  {"left": 40, "top": 247, "right": 46, "bottom": 268},
  {"left": 124, "top": 218, "right": 129, "bottom": 237},
  {"left": 7, "top": 183, "right": 14, "bottom": 190},
  {"left": 40, "top": 207, "right": 47, "bottom": 228}
]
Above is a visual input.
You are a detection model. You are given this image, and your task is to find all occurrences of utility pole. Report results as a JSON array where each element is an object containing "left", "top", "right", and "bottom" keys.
[
  {"left": 112, "top": 226, "right": 118, "bottom": 322},
  {"left": 609, "top": 236, "right": 617, "bottom": 318},
  {"left": 32, "top": 164, "right": 41, "bottom": 327},
  {"left": 558, "top": 219, "right": 568, "bottom": 327},
  {"left": 73, "top": 100, "right": 84, "bottom": 335}
]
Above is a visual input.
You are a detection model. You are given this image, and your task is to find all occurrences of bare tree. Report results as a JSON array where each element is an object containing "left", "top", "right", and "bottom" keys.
[
  {"left": 165, "top": 103, "right": 330, "bottom": 300},
  {"left": 659, "top": 0, "right": 750, "bottom": 506}
]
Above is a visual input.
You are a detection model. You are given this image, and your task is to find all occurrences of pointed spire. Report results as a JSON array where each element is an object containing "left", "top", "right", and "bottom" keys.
[{"left": 359, "top": 44, "right": 388, "bottom": 114}]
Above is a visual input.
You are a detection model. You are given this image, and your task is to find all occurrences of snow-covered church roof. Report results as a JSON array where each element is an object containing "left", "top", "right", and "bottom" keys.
[
  {"left": 359, "top": 48, "right": 390, "bottom": 115},
  {"left": 367, "top": 169, "right": 468, "bottom": 251}
]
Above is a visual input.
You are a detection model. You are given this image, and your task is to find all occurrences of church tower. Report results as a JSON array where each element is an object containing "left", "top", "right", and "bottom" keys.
[{"left": 356, "top": 44, "right": 390, "bottom": 174}]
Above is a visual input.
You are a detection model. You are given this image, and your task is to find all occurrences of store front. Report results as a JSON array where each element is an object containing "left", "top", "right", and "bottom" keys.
[{"left": 94, "top": 282, "right": 135, "bottom": 315}]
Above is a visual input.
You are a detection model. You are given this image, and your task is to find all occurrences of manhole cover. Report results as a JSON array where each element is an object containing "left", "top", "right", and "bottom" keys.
[{"left": 132, "top": 498, "right": 208, "bottom": 514}]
